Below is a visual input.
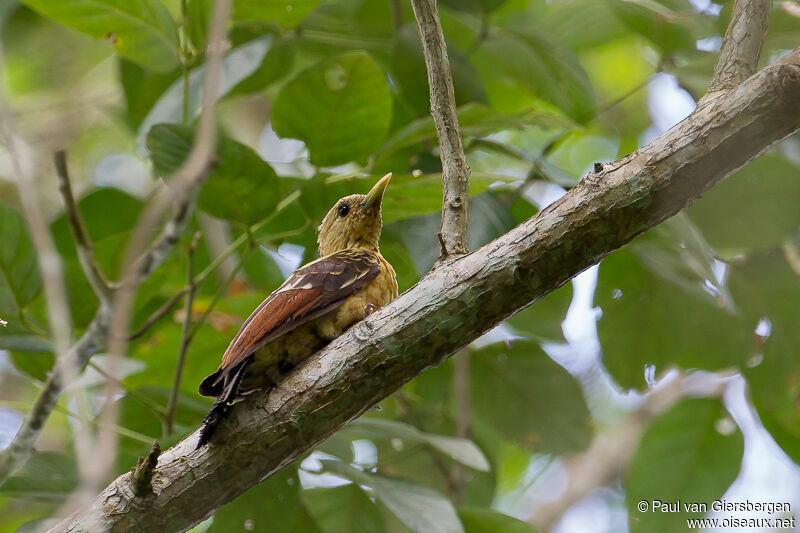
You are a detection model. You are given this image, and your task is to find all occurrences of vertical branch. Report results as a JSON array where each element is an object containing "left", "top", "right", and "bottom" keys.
[
  {"left": 93, "top": 0, "right": 231, "bottom": 495},
  {"left": 410, "top": 0, "right": 471, "bottom": 259},
  {"left": 390, "top": 0, "right": 403, "bottom": 29},
  {"left": 0, "top": 104, "right": 87, "bottom": 487},
  {"left": 448, "top": 350, "right": 472, "bottom": 506},
  {"left": 707, "top": 0, "right": 773, "bottom": 94},
  {"left": 164, "top": 232, "right": 202, "bottom": 436},
  {"left": 0, "top": 0, "right": 231, "bottom": 487}
]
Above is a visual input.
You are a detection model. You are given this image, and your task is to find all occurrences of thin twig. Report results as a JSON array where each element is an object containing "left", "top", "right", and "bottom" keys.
[
  {"left": 410, "top": 0, "right": 471, "bottom": 259},
  {"left": 705, "top": 0, "right": 772, "bottom": 97},
  {"left": 389, "top": 0, "right": 403, "bottom": 29},
  {"left": 186, "top": 250, "right": 248, "bottom": 344},
  {"left": 54, "top": 150, "right": 116, "bottom": 301},
  {"left": 128, "top": 290, "right": 188, "bottom": 341},
  {"left": 87, "top": 361, "right": 166, "bottom": 417},
  {"left": 164, "top": 233, "right": 202, "bottom": 436},
  {"left": 448, "top": 350, "right": 472, "bottom": 506}
]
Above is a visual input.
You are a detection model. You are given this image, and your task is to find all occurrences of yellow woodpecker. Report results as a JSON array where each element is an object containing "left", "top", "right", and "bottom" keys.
[{"left": 197, "top": 173, "right": 397, "bottom": 447}]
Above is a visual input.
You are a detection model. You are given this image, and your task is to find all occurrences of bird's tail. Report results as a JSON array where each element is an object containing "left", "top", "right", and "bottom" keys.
[{"left": 196, "top": 356, "right": 252, "bottom": 448}]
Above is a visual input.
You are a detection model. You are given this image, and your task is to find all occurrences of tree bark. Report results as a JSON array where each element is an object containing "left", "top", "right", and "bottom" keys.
[
  {"left": 52, "top": 48, "right": 800, "bottom": 533},
  {"left": 708, "top": 0, "right": 772, "bottom": 93}
]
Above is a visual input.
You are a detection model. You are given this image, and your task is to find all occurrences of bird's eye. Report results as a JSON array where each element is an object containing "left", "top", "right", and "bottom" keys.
[{"left": 337, "top": 202, "right": 351, "bottom": 218}]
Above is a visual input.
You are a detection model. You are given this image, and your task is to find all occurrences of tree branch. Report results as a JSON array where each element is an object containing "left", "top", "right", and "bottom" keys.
[
  {"left": 528, "top": 371, "right": 732, "bottom": 531},
  {"left": 707, "top": 0, "right": 772, "bottom": 94},
  {"left": 410, "top": 0, "right": 470, "bottom": 258},
  {"left": 52, "top": 48, "right": 800, "bottom": 533},
  {"left": 54, "top": 150, "right": 116, "bottom": 301}
]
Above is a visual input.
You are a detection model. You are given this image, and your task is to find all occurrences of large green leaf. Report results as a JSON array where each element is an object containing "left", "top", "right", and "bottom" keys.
[
  {"left": 688, "top": 154, "right": 800, "bottom": 255},
  {"left": 627, "top": 398, "right": 743, "bottom": 532},
  {"left": 390, "top": 24, "right": 486, "bottom": 116},
  {"left": 470, "top": 340, "right": 592, "bottom": 454},
  {"left": 322, "top": 460, "right": 463, "bottom": 533},
  {"left": 729, "top": 249, "right": 800, "bottom": 464},
  {"left": 272, "top": 52, "right": 393, "bottom": 166},
  {"left": 146, "top": 123, "right": 281, "bottom": 225},
  {"left": 302, "top": 484, "right": 385, "bottom": 533},
  {"left": 209, "top": 467, "right": 319, "bottom": 532},
  {"left": 137, "top": 37, "right": 273, "bottom": 146},
  {"left": 458, "top": 508, "right": 537, "bottom": 533},
  {"left": 596, "top": 245, "right": 751, "bottom": 390},
  {"left": 19, "top": 0, "right": 179, "bottom": 72},
  {"left": 347, "top": 418, "right": 490, "bottom": 471},
  {"left": 0, "top": 204, "right": 41, "bottom": 328},
  {"left": 607, "top": 0, "right": 695, "bottom": 53},
  {"left": 471, "top": 31, "right": 596, "bottom": 122}
]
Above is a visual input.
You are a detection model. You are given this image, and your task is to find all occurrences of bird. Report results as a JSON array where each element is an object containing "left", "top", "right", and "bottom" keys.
[{"left": 196, "top": 173, "right": 398, "bottom": 447}]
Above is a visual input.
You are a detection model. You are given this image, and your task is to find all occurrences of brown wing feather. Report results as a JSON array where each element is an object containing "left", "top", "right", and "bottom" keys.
[{"left": 209, "top": 249, "right": 381, "bottom": 388}]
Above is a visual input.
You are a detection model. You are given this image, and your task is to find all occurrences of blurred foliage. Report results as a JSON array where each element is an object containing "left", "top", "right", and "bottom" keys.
[{"left": 0, "top": 0, "right": 799, "bottom": 531}]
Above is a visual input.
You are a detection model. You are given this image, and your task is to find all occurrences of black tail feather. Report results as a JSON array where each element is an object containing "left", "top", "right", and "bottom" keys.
[{"left": 196, "top": 356, "right": 252, "bottom": 448}]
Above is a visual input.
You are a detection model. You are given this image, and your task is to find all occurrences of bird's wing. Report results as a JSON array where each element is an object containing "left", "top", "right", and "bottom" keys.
[{"left": 212, "top": 249, "right": 381, "bottom": 384}]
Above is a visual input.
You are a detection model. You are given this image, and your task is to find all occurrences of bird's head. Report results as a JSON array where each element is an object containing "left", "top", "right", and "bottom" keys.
[{"left": 317, "top": 173, "right": 391, "bottom": 256}]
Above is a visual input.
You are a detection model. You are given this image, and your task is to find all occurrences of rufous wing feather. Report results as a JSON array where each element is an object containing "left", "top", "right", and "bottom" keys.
[{"left": 201, "top": 249, "right": 381, "bottom": 395}]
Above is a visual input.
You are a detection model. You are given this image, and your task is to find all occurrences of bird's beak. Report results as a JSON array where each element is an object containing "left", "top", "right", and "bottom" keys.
[{"left": 364, "top": 173, "right": 392, "bottom": 210}]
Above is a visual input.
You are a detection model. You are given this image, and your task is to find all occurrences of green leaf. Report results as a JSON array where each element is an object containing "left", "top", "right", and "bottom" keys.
[
  {"left": 471, "top": 340, "right": 592, "bottom": 454},
  {"left": 728, "top": 249, "right": 800, "bottom": 464},
  {"left": 379, "top": 103, "right": 569, "bottom": 159},
  {"left": 19, "top": 0, "right": 179, "bottom": 72},
  {"left": 209, "top": 467, "right": 319, "bottom": 533},
  {"left": 0, "top": 204, "right": 40, "bottom": 323},
  {"left": 137, "top": 36, "right": 273, "bottom": 145},
  {"left": 607, "top": 0, "right": 695, "bottom": 53},
  {"left": 322, "top": 460, "right": 464, "bottom": 533},
  {"left": 0, "top": 451, "right": 78, "bottom": 500},
  {"left": 348, "top": 418, "right": 490, "bottom": 471},
  {"left": 302, "top": 484, "right": 385, "bottom": 533},
  {"left": 9, "top": 351, "right": 55, "bottom": 382},
  {"left": 627, "top": 398, "right": 743, "bottom": 533},
  {"left": 390, "top": 24, "right": 487, "bottom": 116},
  {"left": 458, "top": 508, "right": 537, "bottom": 533},
  {"left": 688, "top": 154, "right": 800, "bottom": 255},
  {"left": 272, "top": 52, "right": 393, "bottom": 166},
  {"left": 471, "top": 31, "right": 596, "bottom": 122},
  {"left": 233, "top": 0, "right": 321, "bottom": 28},
  {"left": 596, "top": 246, "right": 750, "bottom": 390},
  {"left": 146, "top": 123, "right": 281, "bottom": 225}
]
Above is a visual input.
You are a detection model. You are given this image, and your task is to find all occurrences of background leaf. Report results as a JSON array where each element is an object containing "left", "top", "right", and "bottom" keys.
[
  {"left": 273, "top": 52, "right": 393, "bottom": 166},
  {"left": 626, "top": 398, "right": 744, "bottom": 532},
  {"left": 19, "top": 0, "right": 179, "bottom": 72}
]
